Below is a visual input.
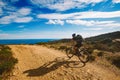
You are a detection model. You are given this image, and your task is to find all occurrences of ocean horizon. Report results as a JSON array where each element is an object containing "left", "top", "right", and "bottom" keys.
[{"left": 0, "top": 39, "right": 59, "bottom": 45}]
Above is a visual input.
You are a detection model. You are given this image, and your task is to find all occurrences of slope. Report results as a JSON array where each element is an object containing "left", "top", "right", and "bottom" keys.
[{"left": 7, "top": 45, "right": 120, "bottom": 80}]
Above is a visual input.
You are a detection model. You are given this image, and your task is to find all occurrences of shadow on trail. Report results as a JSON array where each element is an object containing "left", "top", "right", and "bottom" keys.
[{"left": 23, "top": 57, "right": 85, "bottom": 76}]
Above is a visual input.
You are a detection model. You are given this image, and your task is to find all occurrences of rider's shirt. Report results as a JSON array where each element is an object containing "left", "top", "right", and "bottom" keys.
[{"left": 72, "top": 35, "right": 83, "bottom": 48}]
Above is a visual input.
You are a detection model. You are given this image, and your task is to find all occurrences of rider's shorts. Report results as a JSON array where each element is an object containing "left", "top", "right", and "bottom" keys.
[{"left": 75, "top": 43, "right": 82, "bottom": 48}]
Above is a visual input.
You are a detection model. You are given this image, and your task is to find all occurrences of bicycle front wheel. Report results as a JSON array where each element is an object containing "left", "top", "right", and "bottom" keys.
[
  {"left": 78, "top": 49, "right": 90, "bottom": 63},
  {"left": 66, "top": 48, "right": 74, "bottom": 59}
]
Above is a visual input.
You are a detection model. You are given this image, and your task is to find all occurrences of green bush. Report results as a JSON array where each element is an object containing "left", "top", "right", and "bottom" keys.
[
  {"left": 106, "top": 55, "right": 120, "bottom": 68},
  {"left": 89, "top": 55, "right": 96, "bottom": 62},
  {"left": 97, "top": 51, "right": 104, "bottom": 57},
  {"left": 58, "top": 46, "right": 67, "bottom": 51},
  {"left": 112, "top": 58, "right": 120, "bottom": 68},
  {"left": 91, "top": 40, "right": 120, "bottom": 52},
  {"left": 0, "top": 45, "right": 18, "bottom": 79},
  {"left": 0, "top": 58, "right": 18, "bottom": 75}
]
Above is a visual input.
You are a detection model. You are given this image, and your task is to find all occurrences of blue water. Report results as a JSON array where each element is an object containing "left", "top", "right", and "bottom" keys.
[{"left": 0, "top": 39, "right": 58, "bottom": 45}]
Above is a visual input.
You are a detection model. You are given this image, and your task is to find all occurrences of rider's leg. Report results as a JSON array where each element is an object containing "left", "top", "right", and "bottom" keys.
[
  {"left": 74, "top": 47, "right": 79, "bottom": 55},
  {"left": 73, "top": 45, "right": 78, "bottom": 54}
]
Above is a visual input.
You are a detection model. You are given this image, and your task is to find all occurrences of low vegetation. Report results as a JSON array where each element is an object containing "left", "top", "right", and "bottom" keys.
[
  {"left": 91, "top": 39, "right": 120, "bottom": 52},
  {"left": 37, "top": 31, "right": 120, "bottom": 70},
  {"left": 85, "top": 31, "right": 120, "bottom": 41},
  {"left": 0, "top": 45, "right": 18, "bottom": 80},
  {"left": 106, "top": 54, "right": 120, "bottom": 69}
]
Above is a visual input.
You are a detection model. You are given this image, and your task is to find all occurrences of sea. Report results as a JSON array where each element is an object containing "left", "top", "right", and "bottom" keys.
[{"left": 0, "top": 39, "right": 58, "bottom": 45}]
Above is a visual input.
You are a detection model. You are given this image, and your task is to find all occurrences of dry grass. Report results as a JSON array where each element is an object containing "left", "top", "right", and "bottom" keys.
[{"left": 38, "top": 40, "right": 120, "bottom": 71}]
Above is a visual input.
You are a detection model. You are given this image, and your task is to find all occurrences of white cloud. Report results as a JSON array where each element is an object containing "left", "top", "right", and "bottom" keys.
[
  {"left": 0, "top": 30, "right": 117, "bottom": 39},
  {"left": 84, "top": 28, "right": 103, "bottom": 31},
  {"left": 46, "top": 19, "right": 64, "bottom": 25},
  {"left": 113, "top": 0, "right": 120, "bottom": 3},
  {"left": 46, "top": 19, "right": 56, "bottom": 24},
  {"left": 37, "top": 11, "right": 120, "bottom": 19},
  {"left": 66, "top": 20, "right": 93, "bottom": 26},
  {"left": 37, "top": 13, "right": 75, "bottom": 19},
  {"left": 4, "top": 5, "right": 17, "bottom": 12},
  {"left": 77, "top": 0, "right": 104, "bottom": 3},
  {"left": 0, "top": 7, "right": 33, "bottom": 24},
  {"left": 0, "top": 15, "right": 33, "bottom": 24},
  {"left": 99, "top": 22, "right": 120, "bottom": 27},
  {"left": 14, "top": 17, "right": 33, "bottom": 23},
  {"left": 30, "top": 0, "right": 104, "bottom": 11},
  {"left": 81, "top": 32, "right": 106, "bottom": 38},
  {"left": 0, "top": 32, "right": 70, "bottom": 39},
  {"left": 66, "top": 20, "right": 120, "bottom": 27},
  {"left": 47, "top": 1, "right": 78, "bottom": 11},
  {"left": 18, "top": 8, "right": 31, "bottom": 16},
  {"left": 0, "top": 1, "right": 5, "bottom": 16},
  {"left": 0, "top": 1, "right": 5, "bottom": 6},
  {"left": 37, "top": 11, "right": 120, "bottom": 27},
  {"left": 0, "top": 0, "right": 33, "bottom": 24},
  {"left": 1, "top": 0, "right": 19, "bottom": 3},
  {"left": 0, "top": 34, "right": 9, "bottom": 39},
  {"left": 0, "top": 0, "right": 18, "bottom": 13},
  {"left": 73, "top": 11, "right": 120, "bottom": 19},
  {"left": 0, "top": 15, "right": 17, "bottom": 24}
]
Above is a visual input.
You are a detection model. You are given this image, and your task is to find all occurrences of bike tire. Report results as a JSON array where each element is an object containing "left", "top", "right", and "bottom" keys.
[
  {"left": 78, "top": 49, "right": 90, "bottom": 63},
  {"left": 66, "top": 48, "right": 74, "bottom": 59}
]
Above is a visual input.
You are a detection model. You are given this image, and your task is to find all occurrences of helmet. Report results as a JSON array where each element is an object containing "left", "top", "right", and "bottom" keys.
[{"left": 72, "top": 33, "right": 76, "bottom": 37}]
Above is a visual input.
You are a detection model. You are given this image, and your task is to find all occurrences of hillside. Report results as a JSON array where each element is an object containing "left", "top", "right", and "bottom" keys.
[
  {"left": 85, "top": 31, "right": 120, "bottom": 41},
  {"left": 38, "top": 31, "right": 120, "bottom": 44},
  {"left": 6, "top": 45, "right": 120, "bottom": 80}
]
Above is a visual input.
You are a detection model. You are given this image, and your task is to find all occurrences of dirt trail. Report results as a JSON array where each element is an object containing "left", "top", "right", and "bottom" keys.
[{"left": 8, "top": 45, "right": 120, "bottom": 80}]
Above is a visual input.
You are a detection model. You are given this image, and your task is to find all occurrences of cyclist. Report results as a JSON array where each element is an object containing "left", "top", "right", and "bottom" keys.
[{"left": 72, "top": 33, "right": 83, "bottom": 54}]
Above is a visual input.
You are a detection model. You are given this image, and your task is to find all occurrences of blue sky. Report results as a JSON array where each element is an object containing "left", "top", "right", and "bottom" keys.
[{"left": 0, "top": 0, "right": 120, "bottom": 39}]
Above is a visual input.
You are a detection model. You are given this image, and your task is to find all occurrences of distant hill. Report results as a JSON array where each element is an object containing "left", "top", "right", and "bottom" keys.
[
  {"left": 48, "top": 38, "right": 71, "bottom": 43},
  {"left": 85, "top": 31, "right": 120, "bottom": 42},
  {"left": 40, "top": 31, "right": 120, "bottom": 44}
]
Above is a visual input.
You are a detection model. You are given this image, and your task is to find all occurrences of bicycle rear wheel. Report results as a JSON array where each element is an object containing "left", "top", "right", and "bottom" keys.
[
  {"left": 66, "top": 48, "right": 74, "bottom": 59},
  {"left": 78, "top": 49, "right": 90, "bottom": 63}
]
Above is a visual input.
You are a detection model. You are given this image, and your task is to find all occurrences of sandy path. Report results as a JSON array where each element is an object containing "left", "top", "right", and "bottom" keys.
[{"left": 7, "top": 45, "right": 120, "bottom": 80}]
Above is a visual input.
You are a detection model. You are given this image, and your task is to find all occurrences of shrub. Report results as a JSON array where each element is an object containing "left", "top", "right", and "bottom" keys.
[
  {"left": 49, "top": 46, "right": 55, "bottom": 48},
  {"left": 112, "top": 58, "right": 120, "bottom": 68},
  {"left": 89, "top": 55, "right": 96, "bottom": 62},
  {"left": 0, "top": 45, "right": 18, "bottom": 79},
  {"left": 97, "top": 51, "right": 104, "bottom": 57},
  {"left": 106, "top": 55, "right": 120, "bottom": 69},
  {"left": 110, "top": 41, "right": 120, "bottom": 52},
  {"left": 37, "top": 42, "right": 46, "bottom": 45},
  {"left": 91, "top": 40, "right": 120, "bottom": 52},
  {"left": 58, "top": 46, "right": 67, "bottom": 51},
  {"left": 99, "top": 38, "right": 112, "bottom": 44}
]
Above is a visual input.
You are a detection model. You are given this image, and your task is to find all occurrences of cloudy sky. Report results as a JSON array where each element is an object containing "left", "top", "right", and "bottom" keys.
[{"left": 0, "top": 0, "right": 120, "bottom": 39}]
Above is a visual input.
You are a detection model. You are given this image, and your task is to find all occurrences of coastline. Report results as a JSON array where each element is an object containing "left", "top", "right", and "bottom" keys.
[{"left": 0, "top": 39, "right": 59, "bottom": 45}]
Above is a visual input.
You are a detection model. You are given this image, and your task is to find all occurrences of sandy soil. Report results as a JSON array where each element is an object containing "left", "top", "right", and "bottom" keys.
[{"left": 7, "top": 45, "right": 120, "bottom": 80}]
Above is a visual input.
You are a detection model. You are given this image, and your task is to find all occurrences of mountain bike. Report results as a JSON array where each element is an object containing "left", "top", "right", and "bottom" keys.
[{"left": 66, "top": 46, "right": 90, "bottom": 63}]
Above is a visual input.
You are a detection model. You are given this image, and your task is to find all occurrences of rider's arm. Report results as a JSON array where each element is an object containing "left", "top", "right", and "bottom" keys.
[
  {"left": 81, "top": 37, "right": 84, "bottom": 46},
  {"left": 71, "top": 38, "right": 76, "bottom": 46}
]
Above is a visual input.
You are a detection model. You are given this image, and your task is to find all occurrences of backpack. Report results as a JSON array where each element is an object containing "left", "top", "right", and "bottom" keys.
[{"left": 76, "top": 35, "right": 83, "bottom": 43}]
